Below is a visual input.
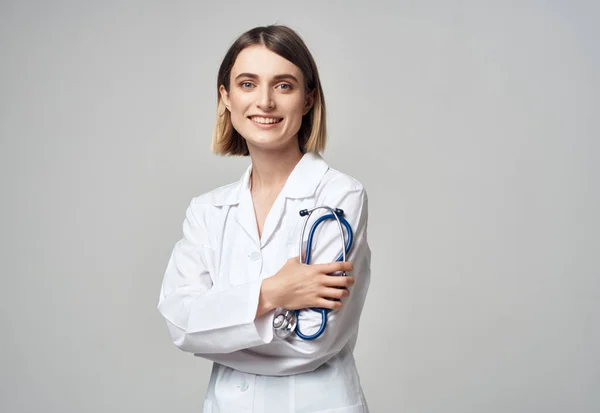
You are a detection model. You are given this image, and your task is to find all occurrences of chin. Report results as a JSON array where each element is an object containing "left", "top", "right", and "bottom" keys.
[
  {"left": 247, "top": 140, "right": 285, "bottom": 151},
  {"left": 246, "top": 136, "right": 298, "bottom": 152}
]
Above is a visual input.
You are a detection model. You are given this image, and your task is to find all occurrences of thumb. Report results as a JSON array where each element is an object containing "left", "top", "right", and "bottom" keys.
[{"left": 288, "top": 255, "right": 303, "bottom": 265}]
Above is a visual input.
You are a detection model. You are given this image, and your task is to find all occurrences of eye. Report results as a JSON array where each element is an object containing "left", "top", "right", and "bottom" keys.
[
  {"left": 240, "top": 81, "right": 255, "bottom": 88},
  {"left": 277, "top": 83, "right": 292, "bottom": 90}
]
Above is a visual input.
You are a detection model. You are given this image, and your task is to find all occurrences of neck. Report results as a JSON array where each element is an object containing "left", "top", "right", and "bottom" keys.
[{"left": 248, "top": 143, "right": 303, "bottom": 192}]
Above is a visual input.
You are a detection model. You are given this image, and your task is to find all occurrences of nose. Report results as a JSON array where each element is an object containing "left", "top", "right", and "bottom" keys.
[{"left": 257, "top": 86, "right": 275, "bottom": 111}]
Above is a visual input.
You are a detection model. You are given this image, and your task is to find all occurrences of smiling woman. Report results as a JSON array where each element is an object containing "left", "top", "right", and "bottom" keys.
[
  {"left": 212, "top": 26, "right": 326, "bottom": 156},
  {"left": 158, "top": 25, "right": 371, "bottom": 413},
  {"left": 219, "top": 46, "right": 311, "bottom": 151}
]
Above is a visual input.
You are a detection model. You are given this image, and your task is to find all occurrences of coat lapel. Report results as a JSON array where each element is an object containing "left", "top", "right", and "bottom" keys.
[
  {"left": 236, "top": 184, "right": 261, "bottom": 248},
  {"left": 258, "top": 152, "right": 329, "bottom": 248},
  {"left": 226, "top": 165, "right": 260, "bottom": 248},
  {"left": 224, "top": 152, "right": 329, "bottom": 250},
  {"left": 258, "top": 190, "right": 286, "bottom": 248}
]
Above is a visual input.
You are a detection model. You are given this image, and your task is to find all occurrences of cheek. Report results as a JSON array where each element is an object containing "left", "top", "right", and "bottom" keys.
[
  {"left": 227, "top": 98, "right": 249, "bottom": 130},
  {"left": 282, "top": 96, "right": 307, "bottom": 118},
  {"left": 228, "top": 92, "right": 250, "bottom": 113}
]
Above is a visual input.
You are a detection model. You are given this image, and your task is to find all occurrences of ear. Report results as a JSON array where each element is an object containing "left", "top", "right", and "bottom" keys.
[
  {"left": 219, "top": 85, "right": 231, "bottom": 111},
  {"left": 302, "top": 90, "right": 315, "bottom": 115}
]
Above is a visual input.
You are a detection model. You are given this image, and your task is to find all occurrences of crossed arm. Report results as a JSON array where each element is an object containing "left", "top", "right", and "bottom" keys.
[{"left": 157, "top": 186, "right": 370, "bottom": 376}]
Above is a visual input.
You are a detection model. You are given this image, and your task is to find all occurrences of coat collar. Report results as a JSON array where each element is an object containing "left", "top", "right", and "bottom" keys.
[{"left": 211, "top": 151, "right": 329, "bottom": 206}]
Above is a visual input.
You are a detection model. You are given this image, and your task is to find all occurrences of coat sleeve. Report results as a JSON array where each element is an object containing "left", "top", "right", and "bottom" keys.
[{"left": 157, "top": 198, "right": 274, "bottom": 354}]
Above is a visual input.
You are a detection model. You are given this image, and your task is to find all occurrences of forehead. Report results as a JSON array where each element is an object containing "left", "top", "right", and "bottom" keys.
[{"left": 231, "top": 45, "right": 303, "bottom": 79}]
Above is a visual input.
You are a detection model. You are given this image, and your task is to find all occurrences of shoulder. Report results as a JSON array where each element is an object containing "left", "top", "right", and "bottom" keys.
[
  {"left": 314, "top": 167, "right": 369, "bottom": 220},
  {"left": 184, "top": 179, "right": 241, "bottom": 225},
  {"left": 316, "top": 167, "right": 367, "bottom": 198},
  {"left": 190, "top": 180, "right": 240, "bottom": 207},
  {"left": 314, "top": 166, "right": 369, "bottom": 231}
]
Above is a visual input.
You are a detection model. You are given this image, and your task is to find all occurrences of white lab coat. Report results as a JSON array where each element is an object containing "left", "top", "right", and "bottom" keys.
[{"left": 158, "top": 152, "right": 371, "bottom": 413}]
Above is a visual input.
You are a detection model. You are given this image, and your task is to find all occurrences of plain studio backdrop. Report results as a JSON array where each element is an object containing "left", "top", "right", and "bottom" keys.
[{"left": 1, "top": 1, "right": 598, "bottom": 412}]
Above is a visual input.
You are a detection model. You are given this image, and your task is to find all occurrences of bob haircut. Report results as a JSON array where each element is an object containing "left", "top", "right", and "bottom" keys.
[{"left": 211, "top": 25, "right": 327, "bottom": 156}]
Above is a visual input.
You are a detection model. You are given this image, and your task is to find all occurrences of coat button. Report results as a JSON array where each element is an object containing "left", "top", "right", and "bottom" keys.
[
  {"left": 248, "top": 251, "right": 261, "bottom": 261},
  {"left": 239, "top": 380, "right": 249, "bottom": 392}
]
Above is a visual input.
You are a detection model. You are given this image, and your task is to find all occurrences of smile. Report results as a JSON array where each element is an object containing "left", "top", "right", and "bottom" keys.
[{"left": 249, "top": 116, "right": 283, "bottom": 125}]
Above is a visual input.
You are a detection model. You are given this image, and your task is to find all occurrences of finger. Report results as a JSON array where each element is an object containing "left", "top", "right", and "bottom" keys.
[
  {"left": 288, "top": 255, "right": 303, "bottom": 265},
  {"left": 317, "top": 298, "right": 343, "bottom": 311},
  {"left": 321, "top": 275, "right": 355, "bottom": 288},
  {"left": 321, "top": 287, "right": 350, "bottom": 300},
  {"left": 312, "top": 261, "right": 353, "bottom": 274}
]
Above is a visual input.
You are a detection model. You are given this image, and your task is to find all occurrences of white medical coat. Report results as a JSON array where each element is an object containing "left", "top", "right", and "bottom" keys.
[{"left": 158, "top": 152, "right": 371, "bottom": 413}]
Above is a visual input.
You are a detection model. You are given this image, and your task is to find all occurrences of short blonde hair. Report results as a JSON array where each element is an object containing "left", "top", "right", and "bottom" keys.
[{"left": 211, "top": 25, "right": 327, "bottom": 156}]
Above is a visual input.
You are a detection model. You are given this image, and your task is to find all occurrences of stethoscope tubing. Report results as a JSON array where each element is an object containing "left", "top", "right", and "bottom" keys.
[{"left": 294, "top": 207, "right": 353, "bottom": 340}]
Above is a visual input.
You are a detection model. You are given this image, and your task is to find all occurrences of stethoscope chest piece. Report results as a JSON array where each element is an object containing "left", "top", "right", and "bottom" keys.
[{"left": 272, "top": 308, "right": 297, "bottom": 339}]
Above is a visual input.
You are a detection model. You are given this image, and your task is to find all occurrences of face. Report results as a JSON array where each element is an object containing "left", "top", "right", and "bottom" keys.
[{"left": 219, "top": 45, "right": 314, "bottom": 153}]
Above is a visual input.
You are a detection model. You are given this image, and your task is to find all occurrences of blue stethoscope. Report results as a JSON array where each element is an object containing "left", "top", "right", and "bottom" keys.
[{"left": 272, "top": 206, "right": 353, "bottom": 340}]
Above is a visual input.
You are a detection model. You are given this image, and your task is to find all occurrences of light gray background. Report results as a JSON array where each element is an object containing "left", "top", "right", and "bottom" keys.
[{"left": 1, "top": 1, "right": 598, "bottom": 412}]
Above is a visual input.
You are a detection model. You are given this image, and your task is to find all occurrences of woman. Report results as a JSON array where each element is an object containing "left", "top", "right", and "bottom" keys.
[{"left": 158, "top": 25, "right": 371, "bottom": 413}]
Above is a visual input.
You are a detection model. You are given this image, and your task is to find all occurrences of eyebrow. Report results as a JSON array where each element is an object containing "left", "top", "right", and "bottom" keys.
[{"left": 234, "top": 72, "right": 300, "bottom": 83}]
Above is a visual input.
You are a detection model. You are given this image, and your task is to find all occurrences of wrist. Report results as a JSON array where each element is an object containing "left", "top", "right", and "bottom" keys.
[{"left": 256, "top": 277, "right": 279, "bottom": 318}]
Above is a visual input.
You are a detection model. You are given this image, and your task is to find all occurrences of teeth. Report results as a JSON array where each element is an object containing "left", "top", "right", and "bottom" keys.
[{"left": 250, "top": 116, "right": 281, "bottom": 124}]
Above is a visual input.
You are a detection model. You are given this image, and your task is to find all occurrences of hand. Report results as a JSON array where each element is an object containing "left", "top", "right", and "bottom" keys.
[{"left": 257, "top": 257, "right": 355, "bottom": 317}]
